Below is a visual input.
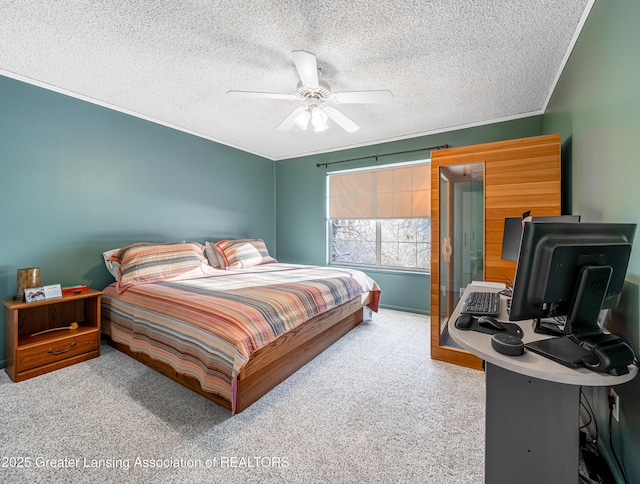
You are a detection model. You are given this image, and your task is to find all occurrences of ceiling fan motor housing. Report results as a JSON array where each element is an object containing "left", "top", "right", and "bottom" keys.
[{"left": 296, "top": 81, "right": 331, "bottom": 101}]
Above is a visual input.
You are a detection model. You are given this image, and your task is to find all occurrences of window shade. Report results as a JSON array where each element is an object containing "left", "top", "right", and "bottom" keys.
[{"left": 328, "top": 163, "right": 430, "bottom": 219}]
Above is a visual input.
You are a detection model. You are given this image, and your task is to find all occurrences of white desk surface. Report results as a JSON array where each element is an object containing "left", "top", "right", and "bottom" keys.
[{"left": 448, "top": 284, "right": 637, "bottom": 386}]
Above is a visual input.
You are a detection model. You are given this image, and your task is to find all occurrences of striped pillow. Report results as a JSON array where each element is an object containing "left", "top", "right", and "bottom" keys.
[
  {"left": 214, "top": 239, "right": 277, "bottom": 269},
  {"left": 112, "top": 242, "right": 209, "bottom": 292},
  {"left": 103, "top": 242, "right": 154, "bottom": 280}
]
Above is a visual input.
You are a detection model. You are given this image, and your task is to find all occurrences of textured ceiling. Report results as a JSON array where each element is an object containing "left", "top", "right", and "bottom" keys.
[{"left": 0, "top": 1, "right": 593, "bottom": 161}]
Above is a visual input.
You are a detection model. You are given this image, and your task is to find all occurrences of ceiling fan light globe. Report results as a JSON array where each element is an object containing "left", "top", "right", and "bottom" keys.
[
  {"left": 293, "top": 109, "right": 311, "bottom": 130},
  {"left": 311, "top": 108, "right": 329, "bottom": 132}
]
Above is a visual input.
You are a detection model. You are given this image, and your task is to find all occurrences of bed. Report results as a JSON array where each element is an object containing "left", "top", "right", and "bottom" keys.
[{"left": 100, "top": 240, "right": 380, "bottom": 413}]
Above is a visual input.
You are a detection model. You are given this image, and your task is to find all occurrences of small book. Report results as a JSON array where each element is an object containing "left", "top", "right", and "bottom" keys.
[{"left": 61, "top": 284, "right": 89, "bottom": 295}]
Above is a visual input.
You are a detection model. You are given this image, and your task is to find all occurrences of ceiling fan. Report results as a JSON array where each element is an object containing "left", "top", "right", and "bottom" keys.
[{"left": 227, "top": 50, "right": 393, "bottom": 133}]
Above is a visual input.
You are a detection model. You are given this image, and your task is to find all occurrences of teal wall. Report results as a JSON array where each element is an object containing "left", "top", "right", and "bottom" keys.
[
  {"left": 275, "top": 116, "right": 543, "bottom": 312},
  {"left": 543, "top": 1, "right": 640, "bottom": 481},
  {"left": 0, "top": 75, "right": 275, "bottom": 366}
]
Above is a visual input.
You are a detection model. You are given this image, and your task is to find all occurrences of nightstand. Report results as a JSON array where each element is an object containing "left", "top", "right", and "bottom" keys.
[{"left": 3, "top": 289, "right": 102, "bottom": 382}]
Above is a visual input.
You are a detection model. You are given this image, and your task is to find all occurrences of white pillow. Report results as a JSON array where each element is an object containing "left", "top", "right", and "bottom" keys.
[{"left": 102, "top": 248, "right": 121, "bottom": 280}]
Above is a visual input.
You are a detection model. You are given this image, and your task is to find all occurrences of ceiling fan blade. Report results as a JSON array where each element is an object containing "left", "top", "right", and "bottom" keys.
[
  {"left": 276, "top": 106, "right": 308, "bottom": 131},
  {"left": 323, "top": 106, "right": 360, "bottom": 133},
  {"left": 291, "top": 50, "right": 319, "bottom": 88},
  {"left": 331, "top": 90, "right": 394, "bottom": 104},
  {"left": 227, "top": 90, "right": 298, "bottom": 101}
]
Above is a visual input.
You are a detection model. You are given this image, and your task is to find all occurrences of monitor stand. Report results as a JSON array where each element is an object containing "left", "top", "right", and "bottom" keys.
[
  {"left": 533, "top": 318, "right": 565, "bottom": 336},
  {"left": 530, "top": 266, "right": 635, "bottom": 374},
  {"left": 566, "top": 265, "right": 613, "bottom": 340}
]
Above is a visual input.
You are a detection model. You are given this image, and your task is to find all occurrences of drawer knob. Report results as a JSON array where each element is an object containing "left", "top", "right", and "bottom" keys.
[{"left": 48, "top": 341, "right": 76, "bottom": 355}]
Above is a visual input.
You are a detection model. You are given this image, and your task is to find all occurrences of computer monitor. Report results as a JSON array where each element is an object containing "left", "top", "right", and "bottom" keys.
[
  {"left": 501, "top": 215, "right": 581, "bottom": 262},
  {"left": 509, "top": 221, "right": 635, "bottom": 330},
  {"left": 509, "top": 222, "right": 637, "bottom": 373}
]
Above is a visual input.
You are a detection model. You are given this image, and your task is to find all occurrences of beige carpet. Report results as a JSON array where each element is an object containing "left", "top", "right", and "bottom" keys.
[{"left": 0, "top": 309, "right": 485, "bottom": 483}]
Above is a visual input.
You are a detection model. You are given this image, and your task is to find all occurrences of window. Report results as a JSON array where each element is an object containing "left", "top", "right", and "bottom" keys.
[{"left": 327, "top": 161, "right": 431, "bottom": 272}]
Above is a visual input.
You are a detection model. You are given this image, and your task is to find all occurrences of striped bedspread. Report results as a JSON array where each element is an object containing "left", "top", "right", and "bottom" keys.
[{"left": 101, "top": 263, "right": 380, "bottom": 412}]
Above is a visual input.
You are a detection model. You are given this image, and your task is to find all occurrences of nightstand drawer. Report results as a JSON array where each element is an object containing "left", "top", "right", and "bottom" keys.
[{"left": 16, "top": 330, "right": 99, "bottom": 372}]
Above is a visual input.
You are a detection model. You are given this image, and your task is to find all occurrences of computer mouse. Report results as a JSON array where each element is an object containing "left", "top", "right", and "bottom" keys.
[
  {"left": 455, "top": 313, "right": 474, "bottom": 330},
  {"left": 478, "top": 316, "right": 505, "bottom": 331}
]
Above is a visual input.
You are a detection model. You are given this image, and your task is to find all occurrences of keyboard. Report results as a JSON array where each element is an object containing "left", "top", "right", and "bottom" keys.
[{"left": 460, "top": 291, "right": 501, "bottom": 316}]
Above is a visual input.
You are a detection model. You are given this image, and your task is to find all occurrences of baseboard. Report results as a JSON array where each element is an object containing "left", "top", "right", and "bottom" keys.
[{"left": 378, "top": 303, "right": 429, "bottom": 316}]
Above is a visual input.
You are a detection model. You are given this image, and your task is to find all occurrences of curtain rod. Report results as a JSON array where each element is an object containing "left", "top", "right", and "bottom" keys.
[{"left": 316, "top": 144, "right": 449, "bottom": 168}]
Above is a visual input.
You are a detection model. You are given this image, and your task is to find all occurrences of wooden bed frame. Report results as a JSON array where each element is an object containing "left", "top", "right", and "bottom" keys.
[{"left": 107, "top": 292, "right": 372, "bottom": 413}]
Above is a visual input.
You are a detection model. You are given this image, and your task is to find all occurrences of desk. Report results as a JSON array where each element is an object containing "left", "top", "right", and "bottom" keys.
[{"left": 448, "top": 284, "right": 637, "bottom": 484}]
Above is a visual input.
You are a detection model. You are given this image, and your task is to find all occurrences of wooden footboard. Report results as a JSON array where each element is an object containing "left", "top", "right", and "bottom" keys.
[{"left": 107, "top": 292, "right": 371, "bottom": 413}]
